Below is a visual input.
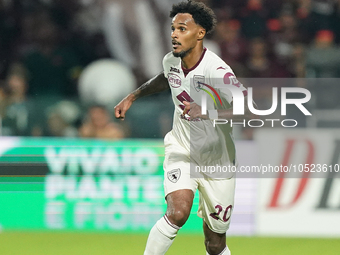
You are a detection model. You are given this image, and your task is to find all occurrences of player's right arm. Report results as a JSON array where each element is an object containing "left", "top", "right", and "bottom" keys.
[{"left": 114, "top": 72, "right": 169, "bottom": 119}]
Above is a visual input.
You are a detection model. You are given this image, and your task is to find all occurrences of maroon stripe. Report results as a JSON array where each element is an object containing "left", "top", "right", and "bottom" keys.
[{"left": 163, "top": 215, "right": 181, "bottom": 230}]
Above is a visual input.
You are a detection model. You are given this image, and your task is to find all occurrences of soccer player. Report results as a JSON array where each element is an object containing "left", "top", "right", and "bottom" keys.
[{"left": 115, "top": 1, "right": 247, "bottom": 254}]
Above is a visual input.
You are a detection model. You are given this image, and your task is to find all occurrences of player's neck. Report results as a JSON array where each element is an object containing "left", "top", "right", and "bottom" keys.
[{"left": 181, "top": 45, "right": 205, "bottom": 70}]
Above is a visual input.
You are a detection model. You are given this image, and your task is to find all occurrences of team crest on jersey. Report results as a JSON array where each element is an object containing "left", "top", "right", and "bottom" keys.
[
  {"left": 168, "top": 73, "right": 181, "bottom": 88},
  {"left": 167, "top": 168, "right": 181, "bottom": 183},
  {"left": 193, "top": 75, "right": 205, "bottom": 92}
]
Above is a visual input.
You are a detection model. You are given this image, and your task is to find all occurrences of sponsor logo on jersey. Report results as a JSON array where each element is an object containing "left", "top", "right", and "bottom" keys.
[
  {"left": 167, "top": 168, "right": 181, "bottom": 183},
  {"left": 170, "top": 67, "right": 180, "bottom": 73},
  {"left": 224, "top": 72, "right": 241, "bottom": 88},
  {"left": 168, "top": 73, "right": 181, "bottom": 88}
]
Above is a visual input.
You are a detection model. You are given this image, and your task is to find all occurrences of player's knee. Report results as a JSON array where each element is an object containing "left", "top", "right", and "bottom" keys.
[
  {"left": 167, "top": 209, "right": 190, "bottom": 227},
  {"left": 205, "top": 239, "right": 225, "bottom": 255}
]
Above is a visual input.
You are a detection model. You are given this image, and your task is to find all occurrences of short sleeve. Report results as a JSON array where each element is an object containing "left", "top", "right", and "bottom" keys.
[{"left": 209, "top": 65, "right": 247, "bottom": 104}]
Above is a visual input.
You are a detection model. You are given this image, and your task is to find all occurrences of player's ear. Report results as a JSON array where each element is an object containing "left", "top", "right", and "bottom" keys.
[{"left": 197, "top": 28, "right": 206, "bottom": 41}]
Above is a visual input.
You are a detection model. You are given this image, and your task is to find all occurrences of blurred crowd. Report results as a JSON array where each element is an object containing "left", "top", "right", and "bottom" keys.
[{"left": 0, "top": 0, "right": 340, "bottom": 139}]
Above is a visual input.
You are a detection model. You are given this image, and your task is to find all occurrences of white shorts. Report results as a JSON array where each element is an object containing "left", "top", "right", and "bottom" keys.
[{"left": 163, "top": 132, "right": 236, "bottom": 234}]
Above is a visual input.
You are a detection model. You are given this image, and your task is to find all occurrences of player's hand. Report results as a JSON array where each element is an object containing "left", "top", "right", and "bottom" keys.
[
  {"left": 182, "top": 101, "right": 208, "bottom": 120},
  {"left": 114, "top": 94, "right": 135, "bottom": 120}
]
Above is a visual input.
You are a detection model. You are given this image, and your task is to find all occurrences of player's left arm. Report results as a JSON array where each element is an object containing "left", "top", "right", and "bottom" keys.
[
  {"left": 182, "top": 99, "right": 253, "bottom": 120},
  {"left": 214, "top": 100, "right": 254, "bottom": 120}
]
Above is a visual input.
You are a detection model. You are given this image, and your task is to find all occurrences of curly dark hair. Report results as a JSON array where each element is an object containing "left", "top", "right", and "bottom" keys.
[{"left": 169, "top": 0, "right": 217, "bottom": 35}]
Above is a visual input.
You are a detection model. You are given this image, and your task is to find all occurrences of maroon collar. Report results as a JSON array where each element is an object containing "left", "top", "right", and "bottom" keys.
[{"left": 182, "top": 48, "right": 207, "bottom": 77}]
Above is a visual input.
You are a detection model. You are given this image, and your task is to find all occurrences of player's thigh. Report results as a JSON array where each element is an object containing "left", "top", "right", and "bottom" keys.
[
  {"left": 197, "top": 177, "right": 236, "bottom": 234},
  {"left": 163, "top": 133, "right": 198, "bottom": 197}
]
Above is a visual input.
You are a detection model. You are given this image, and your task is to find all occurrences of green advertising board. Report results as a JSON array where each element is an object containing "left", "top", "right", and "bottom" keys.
[{"left": 0, "top": 137, "right": 201, "bottom": 232}]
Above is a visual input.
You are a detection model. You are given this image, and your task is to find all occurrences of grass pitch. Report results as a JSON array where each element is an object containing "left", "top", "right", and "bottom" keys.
[{"left": 0, "top": 231, "right": 339, "bottom": 255}]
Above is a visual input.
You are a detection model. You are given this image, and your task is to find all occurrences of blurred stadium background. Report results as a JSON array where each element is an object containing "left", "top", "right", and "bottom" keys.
[{"left": 0, "top": 0, "right": 340, "bottom": 254}]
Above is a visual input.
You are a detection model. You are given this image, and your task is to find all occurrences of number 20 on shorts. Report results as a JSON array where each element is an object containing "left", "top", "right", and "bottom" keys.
[{"left": 210, "top": 205, "right": 233, "bottom": 222}]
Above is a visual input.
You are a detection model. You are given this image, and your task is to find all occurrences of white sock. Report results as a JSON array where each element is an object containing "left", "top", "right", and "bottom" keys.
[
  {"left": 206, "top": 245, "right": 231, "bottom": 255},
  {"left": 143, "top": 215, "right": 180, "bottom": 255}
]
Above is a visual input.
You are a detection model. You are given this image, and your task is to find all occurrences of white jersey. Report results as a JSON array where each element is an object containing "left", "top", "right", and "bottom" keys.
[{"left": 163, "top": 48, "right": 247, "bottom": 169}]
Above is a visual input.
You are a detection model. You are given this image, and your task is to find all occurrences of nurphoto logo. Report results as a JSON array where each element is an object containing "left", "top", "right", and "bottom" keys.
[{"left": 200, "top": 84, "right": 312, "bottom": 128}]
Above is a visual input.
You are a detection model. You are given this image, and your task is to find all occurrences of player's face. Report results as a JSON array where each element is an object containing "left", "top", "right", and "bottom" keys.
[{"left": 171, "top": 13, "right": 205, "bottom": 58}]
